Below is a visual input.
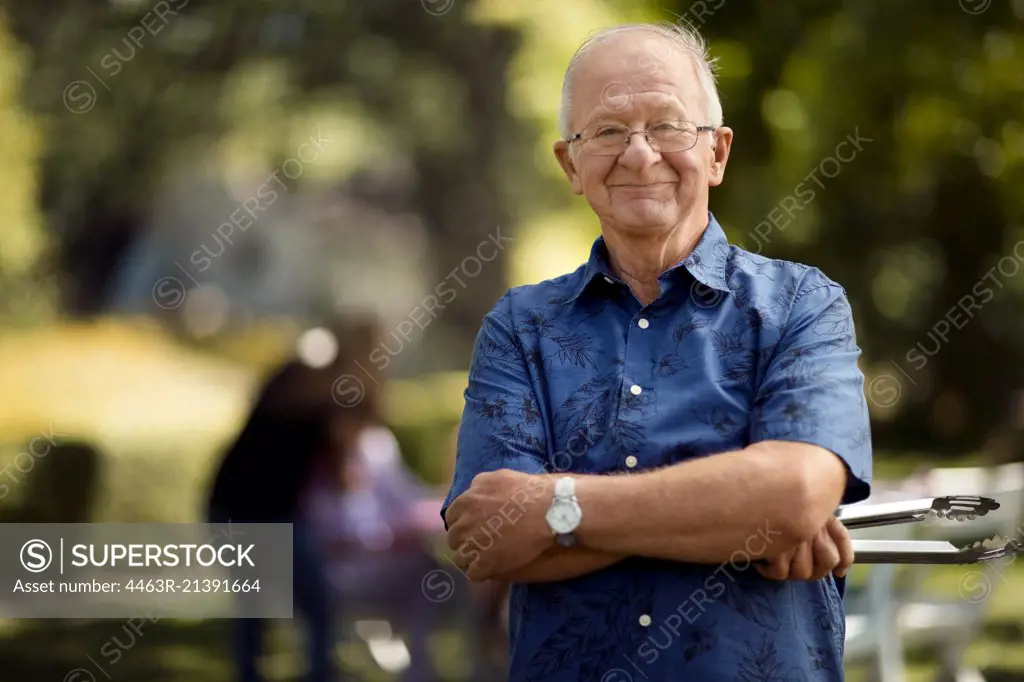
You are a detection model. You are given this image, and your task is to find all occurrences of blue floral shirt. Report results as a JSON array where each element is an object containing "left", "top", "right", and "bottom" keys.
[{"left": 442, "top": 213, "right": 872, "bottom": 682}]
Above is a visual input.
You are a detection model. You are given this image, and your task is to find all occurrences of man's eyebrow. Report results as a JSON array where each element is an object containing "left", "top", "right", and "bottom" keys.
[
  {"left": 586, "top": 105, "right": 692, "bottom": 125},
  {"left": 649, "top": 102, "right": 690, "bottom": 118}
]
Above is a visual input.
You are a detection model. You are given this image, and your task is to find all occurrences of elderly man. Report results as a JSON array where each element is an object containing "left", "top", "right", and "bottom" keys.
[{"left": 442, "top": 21, "right": 871, "bottom": 682}]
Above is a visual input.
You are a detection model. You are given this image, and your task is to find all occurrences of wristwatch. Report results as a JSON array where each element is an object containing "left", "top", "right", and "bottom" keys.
[{"left": 545, "top": 476, "right": 582, "bottom": 547}]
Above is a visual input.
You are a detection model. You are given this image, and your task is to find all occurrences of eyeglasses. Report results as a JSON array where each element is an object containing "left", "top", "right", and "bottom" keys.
[{"left": 566, "top": 120, "right": 716, "bottom": 156}]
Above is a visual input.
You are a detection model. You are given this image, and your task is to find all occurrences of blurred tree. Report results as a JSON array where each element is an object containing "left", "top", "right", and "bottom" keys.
[
  {"left": 0, "top": 12, "right": 55, "bottom": 326},
  {"left": 0, "top": 0, "right": 533, "bottom": 370}
]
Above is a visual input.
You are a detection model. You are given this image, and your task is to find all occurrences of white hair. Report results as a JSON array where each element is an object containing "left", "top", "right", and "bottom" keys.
[{"left": 558, "top": 21, "right": 724, "bottom": 138}]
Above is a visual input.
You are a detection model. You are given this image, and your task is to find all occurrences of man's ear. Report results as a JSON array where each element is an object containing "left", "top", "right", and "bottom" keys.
[
  {"left": 708, "top": 126, "right": 733, "bottom": 187},
  {"left": 553, "top": 141, "right": 584, "bottom": 195}
]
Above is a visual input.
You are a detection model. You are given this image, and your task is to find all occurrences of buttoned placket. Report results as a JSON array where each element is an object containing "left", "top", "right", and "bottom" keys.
[{"left": 620, "top": 298, "right": 653, "bottom": 472}]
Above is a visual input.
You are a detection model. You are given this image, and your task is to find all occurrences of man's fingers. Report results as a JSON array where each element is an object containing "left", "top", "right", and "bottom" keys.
[
  {"left": 451, "top": 544, "right": 473, "bottom": 572},
  {"left": 446, "top": 494, "right": 464, "bottom": 523},
  {"left": 756, "top": 551, "right": 793, "bottom": 581},
  {"left": 790, "top": 541, "right": 814, "bottom": 580},
  {"left": 467, "top": 559, "right": 491, "bottom": 583},
  {"left": 446, "top": 521, "right": 465, "bottom": 550},
  {"left": 827, "top": 516, "right": 855, "bottom": 577},
  {"left": 755, "top": 562, "right": 780, "bottom": 580},
  {"left": 811, "top": 529, "right": 840, "bottom": 580},
  {"left": 444, "top": 500, "right": 467, "bottom": 544}
]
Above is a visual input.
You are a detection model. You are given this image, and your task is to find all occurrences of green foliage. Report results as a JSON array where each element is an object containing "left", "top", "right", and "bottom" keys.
[{"left": 0, "top": 13, "right": 55, "bottom": 326}]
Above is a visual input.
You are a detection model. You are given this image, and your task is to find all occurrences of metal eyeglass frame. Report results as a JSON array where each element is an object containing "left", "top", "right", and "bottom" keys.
[{"left": 565, "top": 121, "right": 718, "bottom": 156}]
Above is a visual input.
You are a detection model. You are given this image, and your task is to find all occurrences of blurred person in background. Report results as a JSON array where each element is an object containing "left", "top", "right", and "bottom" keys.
[
  {"left": 302, "top": 319, "right": 448, "bottom": 682},
  {"left": 206, "top": 354, "right": 374, "bottom": 682},
  {"left": 317, "top": 317, "right": 441, "bottom": 537}
]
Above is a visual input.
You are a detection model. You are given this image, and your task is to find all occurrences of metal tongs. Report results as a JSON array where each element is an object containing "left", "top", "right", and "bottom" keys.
[{"left": 837, "top": 495, "right": 1023, "bottom": 564}]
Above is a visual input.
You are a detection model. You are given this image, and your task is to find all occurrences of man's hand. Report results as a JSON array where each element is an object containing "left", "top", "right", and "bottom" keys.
[
  {"left": 755, "top": 516, "right": 853, "bottom": 581},
  {"left": 445, "top": 469, "right": 555, "bottom": 582}
]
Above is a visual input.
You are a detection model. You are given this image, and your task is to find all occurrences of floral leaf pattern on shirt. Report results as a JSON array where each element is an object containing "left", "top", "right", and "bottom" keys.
[
  {"left": 735, "top": 634, "right": 787, "bottom": 682},
  {"left": 723, "top": 351, "right": 758, "bottom": 385},
  {"left": 653, "top": 352, "right": 688, "bottom": 376},
  {"left": 851, "top": 419, "right": 872, "bottom": 453},
  {"left": 548, "top": 331, "right": 601, "bottom": 370},
  {"left": 771, "top": 279, "right": 801, "bottom": 311},
  {"left": 476, "top": 397, "right": 507, "bottom": 421},
  {"left": 444, "top": 216, "right": 871, "bottom": 682},
  {"left": 744, "top": 306, "right": 771, "bottom": 336},
  {"left": 523, "top": 347, "right": 546, "bottom": 373},
  {"left": 553, "top": 371, "right": 619, "bottom": 455},
  {"left": 673, "top": 318, "right": 710, "bottom": 346},
  {"left": 799, "top": 589, "right": 841, "bottom": 675},
  {"left": 579, "top": 589, "right": 648, "bottom": 681},
  {"left": 621, "top": 386, "right": 655, "bottom": 413},
  {"left": 756, "top": 400, "right": 823, "bottom": 442},
  {"left": 526, "top": 585, "right": 648, "bottom": 682},
  {"left": 813, "top": 297, "right": 854, "bottom": 338},
  {"left": 611, "top": 418, "right": 646, "bottom": 460},
  {"left": 522, "top": 396, "right": 542, "bottom": 426},
  {"left": 468, "top": 329, "right": 518, "bottom": 387},
  {"left": 517, "top": 308, "right": 557, "bottom": 338},
  {"left": 777, "top": 351, "right": 838, "bottom": 392},
  {"left": 693, "top": 405, "right": 744, "bottom": 439},
  {"left": 721, "top": 577, "right": 783, "bottom": 631},
  {"left": 683, "top": 627, "right": 718, "bottom": 662},
  {"left": 524, "top": 615, "right": 593, "bottom": 680},
  {"left": 482, "top": 421, "right": 546, "bottom": 469},
  {"left": 822, "top": 577, "right": 847, "bottom": 657},
  {"left": 806, "top": 644, "right": 834, "bottom": 674}
]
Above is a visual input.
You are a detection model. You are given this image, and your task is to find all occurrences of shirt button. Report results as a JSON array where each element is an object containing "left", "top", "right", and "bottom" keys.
[
  {"left": 603, "top": 276, "right": 614, "bottom": 284},
  {"left": 625, "top": 455, "right": 638, "bottom": 468},
  {"left": 629, "top": 384, "right": 642, "bottom": 396},
  {"left": 637, "top": 318, "right": 650, "bottom": 329},
  {"left": 639, "top": 614, "right": 652, "bottom": 627}
]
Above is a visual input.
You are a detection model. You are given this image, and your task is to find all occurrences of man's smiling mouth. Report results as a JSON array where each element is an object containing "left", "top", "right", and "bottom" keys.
[{"left": 609, "top": 182, "right": 675, "bottom": 187}]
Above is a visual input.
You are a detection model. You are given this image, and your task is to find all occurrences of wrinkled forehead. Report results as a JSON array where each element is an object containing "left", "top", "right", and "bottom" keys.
[{"left": 568, "top": 31, "right": 706, "bottom": 127}]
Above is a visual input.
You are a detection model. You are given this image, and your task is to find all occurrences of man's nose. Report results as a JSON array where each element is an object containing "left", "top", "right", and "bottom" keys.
[{"left": 619, "top": 131, "right": 661, "bottom": 166}]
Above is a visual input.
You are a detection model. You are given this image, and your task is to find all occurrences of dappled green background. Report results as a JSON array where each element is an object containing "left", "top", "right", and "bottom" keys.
[{"left": 0, "top": 0, "right": 1023, "bottom": 680}]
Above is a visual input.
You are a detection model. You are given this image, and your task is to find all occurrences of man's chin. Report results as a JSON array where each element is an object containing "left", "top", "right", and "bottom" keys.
[{"left": 611, "top": 209, "right": 677, "bottom": 234}]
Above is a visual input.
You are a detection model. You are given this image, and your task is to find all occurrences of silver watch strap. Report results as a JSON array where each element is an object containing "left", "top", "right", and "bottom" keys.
[{"left": 554, "top": 476, "right": 575, "bottom": 500}]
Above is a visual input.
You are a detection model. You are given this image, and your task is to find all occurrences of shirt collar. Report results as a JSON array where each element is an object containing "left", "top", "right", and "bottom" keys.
[{"left": 568, "top": 212, "right": 731, "bottom": 303}]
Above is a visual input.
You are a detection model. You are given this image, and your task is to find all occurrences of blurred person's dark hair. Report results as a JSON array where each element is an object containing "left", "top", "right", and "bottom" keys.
[{"left": 205, "top": 328, "right": 377, "bottom": 523}]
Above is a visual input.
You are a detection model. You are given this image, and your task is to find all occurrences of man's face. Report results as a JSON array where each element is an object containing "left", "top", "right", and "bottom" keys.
[{"left": 554, "top": 32, "right": 732, "bottom": 237}]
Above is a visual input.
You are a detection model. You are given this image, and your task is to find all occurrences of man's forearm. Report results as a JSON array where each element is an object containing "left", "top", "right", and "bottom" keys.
[
  {"left": 493, "top": 546, "right": 624, "bottom": 583},
  {"left": 572, "top": 442, "right": 846, "bottom": 564}
]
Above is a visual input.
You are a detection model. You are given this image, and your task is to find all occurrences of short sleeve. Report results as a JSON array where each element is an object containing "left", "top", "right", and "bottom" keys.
[
  {"left": 749, "top": 273, "right": 873, "bottom": 505},
  {"left": 440, "top": 294, "right": 550, "bottom": 527}
]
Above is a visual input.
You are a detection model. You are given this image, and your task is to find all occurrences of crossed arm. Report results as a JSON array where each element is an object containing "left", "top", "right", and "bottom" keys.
[{"left": 445, "top": 440, "right": 849, "bottom": 583}]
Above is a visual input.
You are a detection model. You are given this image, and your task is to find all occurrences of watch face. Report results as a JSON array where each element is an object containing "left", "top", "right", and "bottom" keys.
[{"left": 546, "top": 500, "right": 582, "bottom": 534}]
